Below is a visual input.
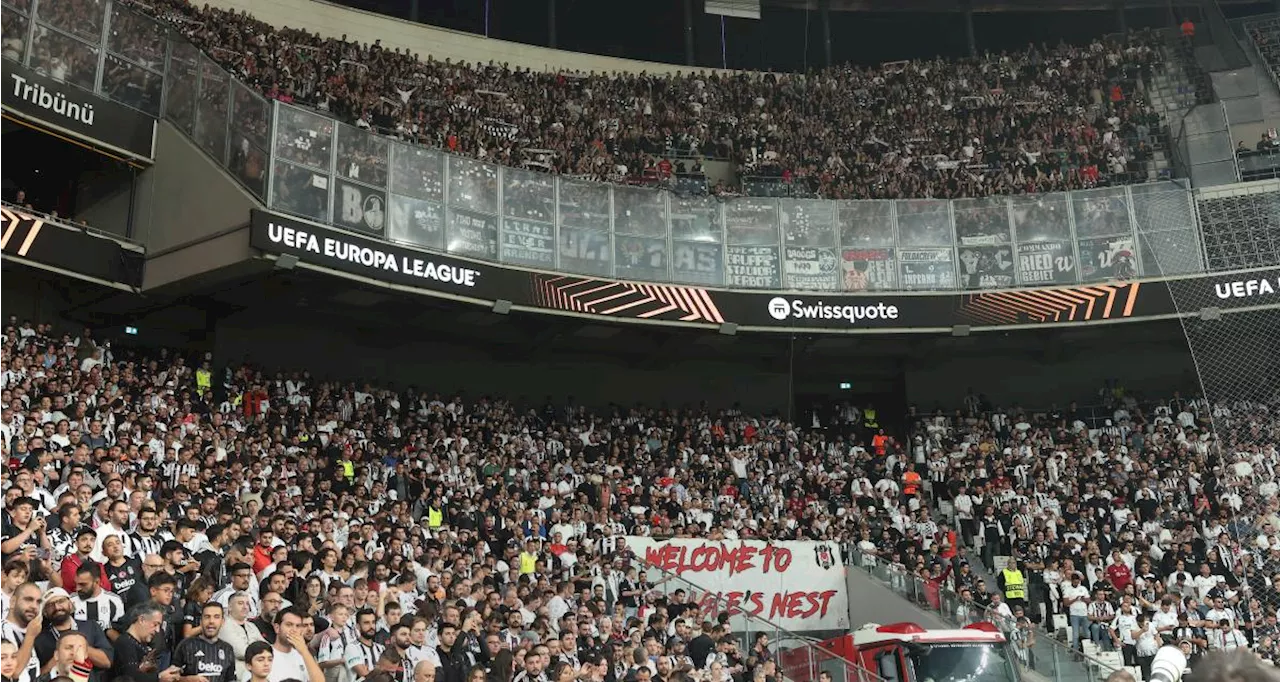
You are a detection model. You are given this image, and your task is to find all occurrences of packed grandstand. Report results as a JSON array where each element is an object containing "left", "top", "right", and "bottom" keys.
[
  {"left": 113, "top": 0, "right": 1171, "bottom": 200},
  {"left": 4, "top": 2, "right": 1280, "bottom": 682}
]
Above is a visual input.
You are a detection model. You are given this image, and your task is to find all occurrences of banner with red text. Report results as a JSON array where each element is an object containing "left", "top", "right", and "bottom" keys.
[{"left": 628, "top": 537, "right": 848, "bottom": 631}]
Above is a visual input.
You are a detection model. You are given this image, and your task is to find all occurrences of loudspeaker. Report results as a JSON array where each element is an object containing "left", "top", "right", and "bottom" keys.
[{"left": 492, "top": 299, "right": 513, "bottom": 315}]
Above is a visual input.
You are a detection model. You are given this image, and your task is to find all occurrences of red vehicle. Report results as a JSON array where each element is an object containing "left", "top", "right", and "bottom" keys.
[{"left": 779, "top": 622, "right": 1023, "bottom": 682}]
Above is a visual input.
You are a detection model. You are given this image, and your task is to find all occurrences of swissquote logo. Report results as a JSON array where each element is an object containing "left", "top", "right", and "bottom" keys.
[
  {"left": 766, "top": 296, "right": 900, "bottom": 325},
  {"left": 9, "top": 73, "right": 95, "bottom": 127}
]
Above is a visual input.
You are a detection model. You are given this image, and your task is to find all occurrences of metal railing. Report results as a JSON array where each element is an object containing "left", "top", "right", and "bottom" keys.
[{"left": 843, "top": 544, "right": 1123, "bottom": 682}]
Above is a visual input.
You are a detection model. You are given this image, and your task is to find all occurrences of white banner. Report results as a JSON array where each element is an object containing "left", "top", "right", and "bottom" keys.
[{"left": 627, "top": 537, "right": 848, "bottom": 631}]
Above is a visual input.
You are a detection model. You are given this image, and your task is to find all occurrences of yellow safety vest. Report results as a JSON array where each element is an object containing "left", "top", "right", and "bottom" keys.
[
  {"left": 427, "top": 507, "right": 443, "bottom": 528},
  {"left": 196, "top": 369, "right": 212, "bottom": 392},
  {"left": 863, "top": 408, "right": 879, "bottom": 429},
  {"left": 341, "top": 460, "right": 354, "bottom": 480},
  {"left": 1003, "top": 568, "right": 1026, "bottom": 600},
  {"left": 519, "top": 551, "right": 537, "bottom": 575}
]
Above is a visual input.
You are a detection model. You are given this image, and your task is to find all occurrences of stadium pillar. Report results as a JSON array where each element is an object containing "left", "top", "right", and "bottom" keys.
[
  {"left": 409, "top": 0, "right": 419, "bottom": 23},
  {"left": 1114, "top": 0, "right": 1127, "bottom": 33},
  {"left": 820, "top": 0, "right": 833, "bottom": 67},
  {"left": 683, "top": 0, "right": 696, "bottom": 66},
  {"left": 548, "top": 0, "right": 557, "bottom": 49}
]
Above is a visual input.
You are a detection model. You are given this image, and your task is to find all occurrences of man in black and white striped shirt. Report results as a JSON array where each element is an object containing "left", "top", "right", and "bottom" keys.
[
  {"left": 72, "top": 562, "right": 125, "bottom": 638},
  {"left": 130, "top": 507, "right": 167, "bottom": 558},
  {"left": 344, "top": 609, "right": 385, "bottom": 682}
]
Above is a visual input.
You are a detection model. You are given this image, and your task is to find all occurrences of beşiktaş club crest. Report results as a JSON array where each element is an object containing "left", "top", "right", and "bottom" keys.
[{"left": 814, "top": 543, "right": 836, "bottom": 570}]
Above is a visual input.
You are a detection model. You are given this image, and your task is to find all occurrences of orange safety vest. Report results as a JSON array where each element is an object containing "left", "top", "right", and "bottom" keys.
[
  {"left": 872, "top": 433, "right": 888, "bottom": 455},
  {"left": 903, "top": 470, "right": 922, "bottom": 496}
]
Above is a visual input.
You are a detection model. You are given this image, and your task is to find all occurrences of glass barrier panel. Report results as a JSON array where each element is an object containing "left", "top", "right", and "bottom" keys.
[
  {"left": 2, "top": 7, "right": 30, "bottom": 63},
  {"left": 445, "top": 207, "right": 498, "bottom": 260},
  {"left": 29, "top": 26, "right": 98, "bottom": 93},
  {"left": 270, "top": 160, "right": 331, "bottom": 224},
  {"left": 1070, "top": 186, "right": 1132, "bottom": 239},
  {"left": 446, "top": 156, "right": 498, "bottom": 214},
  {"left": 499, "top": 216, "right": 555, "bottom": 269},
  {"left": 1012, "top": 194, "right": 1078, "bottom": 286},
  {"left": 613, "top": 185, "right": 668, "bottom": 238},
  {"left": 837, "top": 201, "right": 897, "bottom": 291},
  {"left": 230, "top": 81, "right": 270, "bottom": 153},
  {"left": 725, "top": 197, "right": 779, "bottom": 246},
  {"left": 228, "top": 87, "right": 270, "bottom": 199},
  {"left": 671, "top": 241, "right": 724, "bottom": 286},
  {"left": 501, "top": 167, "right": 555, "bottom": 223},
  {"left": 781, "top": 199, "right": 839, "bottom": 290},
  {"left": 389, "top": 141, "right": 444, "bottom": 202},
  {"left": 724, "top": 198, "right": 782, "bottom": 288},
  {"left": 1077, "top": 233, "right": 1138, "bottom": 282},
  {"left": 614, "top": 234, "right": 669, "bottom": 282},
  {"left": 952, "top": 197, "right": 1014, "bottom": 290},
  {"left": 335, "top": 122, "right": 388, "bottom": 188},
  {"left": 670, "top": 195, "right": 724, "bottom": 285},
  {"left": 3, "top": 0, "right": 31, "bottom": 14},
  {"left": 559, "top": 225, "right": 612, "bottom": 277},
  {"left": 895, "top": 199, "right": 952, "bottom": 248},
  {"left": 332, "top": 177, "right": 387, "bottom": 236},
  {"left": 558, "top": 178, "right": 610, "bottom": 232},
  {"left": 194, "top": 56, "right": 229, "bottom": 164},
  {"left": 274, "top": 103, "right": 335, "bottom": 172},
  {"left": 670, "top": 194, "right": 722, "bottom": 244},
  {"left": 953, "top": 196, "right": 1012, "bottom": 246},
  {"left": 107, "top": 1, "right": 165, "bottom": 71},
  {"left": 35, "top": 0, "right": 104, "bottom": 44},
  {"left": 102, "top": 53, "right": 162, "bottom": 117},
  {"left": 164, "top": 36, "right": 199, "bottom": 135},
  {"left": 388, "top": 194, "right": 445, "bottom": 251},
  {"left": 837, "top": 201, "right": 894, "bottom": 248}
]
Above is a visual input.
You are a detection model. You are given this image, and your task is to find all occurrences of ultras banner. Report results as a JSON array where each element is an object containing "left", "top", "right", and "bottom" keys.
[
  {"left": 1, "top": 60, "right": 156, "bottom": 162},
  {"left": 250, "top": 210, "right": 1280, "bottom": 332}
]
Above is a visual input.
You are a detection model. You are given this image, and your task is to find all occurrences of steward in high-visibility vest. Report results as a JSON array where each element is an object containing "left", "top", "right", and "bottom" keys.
[
  {"left": 196, "top": 365, "right": 212, "bottom": 393},
  {"left": 1002, "top": 565, "right": 1026, "bottom": 603},
  {"left": 863, "top": 407, "right": 879, "bottom": 430},
  {"left": 427, "top": 505, "right": 444, "bottom": 528}
]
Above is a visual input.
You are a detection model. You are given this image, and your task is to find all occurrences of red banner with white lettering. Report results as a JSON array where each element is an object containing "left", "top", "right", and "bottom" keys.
[{"left": 628, "top": 537, "right": 849, "bottom": 631}]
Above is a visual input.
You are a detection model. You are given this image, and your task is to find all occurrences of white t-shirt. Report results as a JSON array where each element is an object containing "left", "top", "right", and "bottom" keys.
[
  {"left": 268, "top": 646, "right": 309, "bottom": 682},
  {"left": 1062, "top": 584, "right": 1090, "bottom": 617}
]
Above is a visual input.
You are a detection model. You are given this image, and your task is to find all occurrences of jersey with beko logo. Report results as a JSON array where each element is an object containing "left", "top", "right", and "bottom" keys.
[{"left": 172, "top": 635, "right": 237, "bottom": 682}]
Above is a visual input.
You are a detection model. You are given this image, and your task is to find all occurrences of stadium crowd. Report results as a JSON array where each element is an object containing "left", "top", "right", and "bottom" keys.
[
  {"left": 119, "top": 0, "right": 1168, "bottom": 200},
  {"left": 890, "top": 387, "right": 1280, "bottom": 677},
  {"left": 4, "top": 313, "right": 1279, "bottom": 682}
]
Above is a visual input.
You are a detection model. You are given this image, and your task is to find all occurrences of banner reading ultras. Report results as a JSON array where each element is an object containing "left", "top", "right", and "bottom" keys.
[{"left": 626, "top": 537, "right": 849, "bottom": 632}]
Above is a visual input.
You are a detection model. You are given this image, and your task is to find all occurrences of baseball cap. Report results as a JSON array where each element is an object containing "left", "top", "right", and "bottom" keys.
[{"left": 42, "top": 587, "right": 71, "bottom": 607}]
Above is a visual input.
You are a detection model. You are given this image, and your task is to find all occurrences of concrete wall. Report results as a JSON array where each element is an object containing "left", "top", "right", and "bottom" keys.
[
  {"left": 902, "top": 338, "right": 1198, "bottom": 410},
  {"left": 200, "top": 0, "right": 729, "bottom": 75},
  {"left": 213, "top": 308, "right": 792, "bottom": 411},
  {"left": 845, "top": 568, "right": 950, "bottom": 630},
  {"left": 132, "top": 122, "right": 259, "bottom": 289}
]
